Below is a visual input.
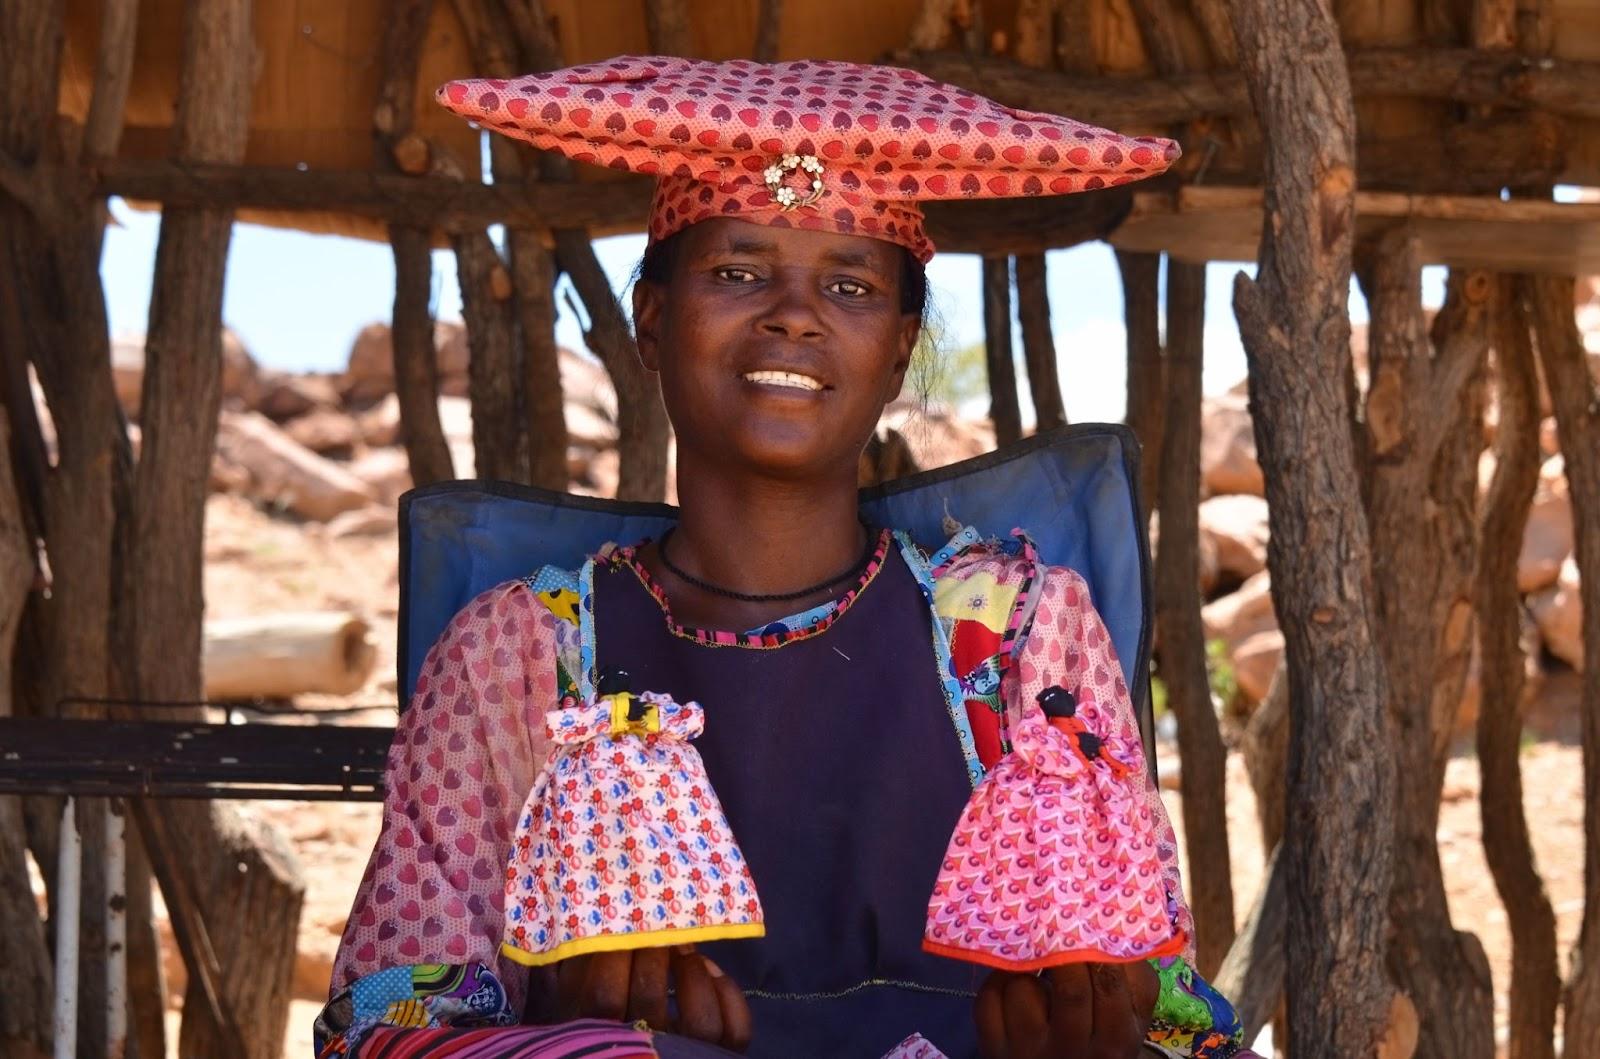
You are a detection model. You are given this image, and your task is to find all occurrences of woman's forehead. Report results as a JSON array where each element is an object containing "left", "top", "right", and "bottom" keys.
[{"left": 683, "top": 218, "right": 902, "bottom": 273}]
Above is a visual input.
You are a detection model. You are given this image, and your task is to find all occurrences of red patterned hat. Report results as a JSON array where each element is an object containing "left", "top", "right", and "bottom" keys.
[{"left": 437, "top": 56, "right": 1179, "bottom": 262}]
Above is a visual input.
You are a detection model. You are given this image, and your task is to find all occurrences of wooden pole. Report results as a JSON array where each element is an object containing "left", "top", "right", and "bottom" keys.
[
  {"left": 1224, "top": 0, "right": 1395, "bottom": 1052},
  {"left": 506, "top": 0, "right": 671, "bottom": 502},
  {"left": 1357, "top": 237, "right": 1495, "bottom": 1059},
  {"left": 644, "top": 0, "right": 693, "bottom": 56},
  {"left": 981, "top": 256, "right": 1022, "bottom": 447},
  {"left": 453, "top": 0, "right": 566, "bottom": 489},
  {"left": 376, "top": 0, "right": 454, "bottom": 488},
  {"left": 1524, "top": 273, "right": 1600, "bottom": 1054},
  {"left": 753, "top": 0, "right": 783, "bottom": 62},
  {"left": 1474, "top": 276, "right": 1560, "bottom": 1059},
  {"left": 1116, "top": 251, "right": 1163, "bottom": 518},
  {"left": 1013, "top": 253, "right": 1065, "bottom": 432},
  {"left": 1153, "top": 259, "right": 1236, "bottom": 976},
  {"left": 0, "top": 405, "right": 52, "bottom": 1054}
]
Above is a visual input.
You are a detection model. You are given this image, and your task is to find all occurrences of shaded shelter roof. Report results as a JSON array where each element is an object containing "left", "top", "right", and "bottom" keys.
[{"left": 55, "top": 0, "right": 1600, "bottom": 270}]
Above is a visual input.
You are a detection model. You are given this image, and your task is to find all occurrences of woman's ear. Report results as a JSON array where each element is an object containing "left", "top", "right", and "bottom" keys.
[
  {"left": 884, "top": 313, "right": 921, "bottom": 402},
  {"left": 632, "top": 281, "right": 664, "bottom": 373}
]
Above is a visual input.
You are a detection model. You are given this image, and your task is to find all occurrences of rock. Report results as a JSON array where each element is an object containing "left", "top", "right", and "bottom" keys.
[
  {"left": 326, "top": 505, "right": 398, "bottom": 539},
  {"left": 284, "top": 408, "right": 360, "bottom": 459},
  {"left": 1530, "top": 556, "right": 1584, "bottom": 670},
  {"left": 571, "top": 448, "right": 619, "bottom": 498},
  {"left": 1200, "top": 392, "right": 1263, "bottom": 497},
  {"left": 220, "top": 330, "right": 262, "bottom": 410},
  {"left": 1202, "top": 569, "right": 1277, "bottom": 648},
  {"left": 348, "top": 447, "right": 413, "bottom": 505},
  {"left": 341, "top": 323, "right": 395, "bottom": 407},
  {"left": 1199, "top": 494, "right": 1270, "bottom": 584},
  {"left": 1232, "top": 629, "right": 1284, "bottom": 706},
  {"left": 1541, "top": 416, "right": 1561, "bottom": 456},
  {"left": 215, "top": 411, "right": 377, "bottom": 521},
  {"left": 1520, "top": 460, "right": 1573, "bottom": 593},
  {"left": 563, "top": 400, "right": 619, "bottom": 449},
  {"left": 879, "top": 400, "right": 995, "bottom": 472},
  {"left": 357, "top": 393, "right": 401, "bottom": 448},
  {"left": 258, "top": 372, "right": 341, "bottom": 422},
  {"left": 561, "top": 348, "right": 617, "bottom": 418},
  {"left": 110, "top": 334, "right": 144, "bottom": 415}
]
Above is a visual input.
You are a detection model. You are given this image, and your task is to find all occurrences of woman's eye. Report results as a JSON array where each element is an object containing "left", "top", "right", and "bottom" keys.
[
  {"left": 831, "top": 279, "right": 871, "bottom": 297},
  {"left": 714, "top": 267, "right": 758, "bottom": 283}
]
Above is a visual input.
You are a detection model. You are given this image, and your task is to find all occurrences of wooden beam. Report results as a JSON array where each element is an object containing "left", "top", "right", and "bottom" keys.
[
  {"left": 1214, "top": 845, "right": 1288, "bottom": 1041},
  {"left": 898, "top": 46, "right": 1600, "bottom": 125},
  {"left": 1112, "top": 187, "right": 1600, "bottom": 273}
]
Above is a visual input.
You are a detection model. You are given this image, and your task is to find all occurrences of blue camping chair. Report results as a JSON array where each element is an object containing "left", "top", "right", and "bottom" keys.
[{"left": 398, "top": 423, "right": 1156, "bottom": 764}]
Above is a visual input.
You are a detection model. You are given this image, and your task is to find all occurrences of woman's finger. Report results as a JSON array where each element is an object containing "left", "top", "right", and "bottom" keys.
[
  {"left": 1125, "top": 961, "right": 1161, "bottom": 1037},
  {"left": 975, "top": 973, "right": 1010, "bottom": 1059},
  {"left": 625, "top": 946, "right": 671, "bottom": 1030},
  {"left": 582, "top": 951, "right": 633, "bottom": 1022},
  {"left": 1002, "top": 973, "right": 1051, "bottom": 1059},
  {"left": 671, "top": 946, "right": 724, "bottom": 1043},
  {"left": 1087, "top": 963, "right": 1140, "bottom": 1056},
  {"left": 1045, "top": 964, "right": 1095, "bottom": 1051},
  {"left": 704, "top": 956, "right": 752, "bottom": 1052}
]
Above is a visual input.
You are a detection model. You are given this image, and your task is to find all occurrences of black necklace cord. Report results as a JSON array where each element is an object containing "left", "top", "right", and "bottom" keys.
[{"left": 657, "top": 526, "right": 879, "bottom": 604}]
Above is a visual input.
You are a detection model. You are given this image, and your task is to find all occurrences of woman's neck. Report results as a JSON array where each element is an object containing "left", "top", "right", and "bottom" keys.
[{"left": 641, "top": 452, "right": 869, "bottom": 630}]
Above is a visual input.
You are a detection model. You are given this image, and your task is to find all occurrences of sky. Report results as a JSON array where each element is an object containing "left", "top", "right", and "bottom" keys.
[{"left": 98, "top": 196, "right": 1448, "bottom": 425}]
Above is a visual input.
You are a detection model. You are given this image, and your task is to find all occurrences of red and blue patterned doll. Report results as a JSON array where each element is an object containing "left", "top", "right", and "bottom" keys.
[{"left": 502, "top": 669, "right": 764, "bottom": 967}]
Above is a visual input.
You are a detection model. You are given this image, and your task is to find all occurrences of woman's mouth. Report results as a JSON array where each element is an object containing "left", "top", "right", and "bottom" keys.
[{"left": 741, "top": 370, "right": 825, "bottom": 392}]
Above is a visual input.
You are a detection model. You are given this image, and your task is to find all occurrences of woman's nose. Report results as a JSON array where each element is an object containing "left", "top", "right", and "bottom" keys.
[{"left": 757, "top": 276, "right": 825, "bottom": 338}]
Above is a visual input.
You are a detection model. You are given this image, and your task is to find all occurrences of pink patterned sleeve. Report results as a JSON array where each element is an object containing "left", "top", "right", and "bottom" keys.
[
  {"left": 1002, "top": 564, "right": 1197, "bottom": 958},
  {"left": 330, "top": 580, "right": 560, "bottom": 1008}
]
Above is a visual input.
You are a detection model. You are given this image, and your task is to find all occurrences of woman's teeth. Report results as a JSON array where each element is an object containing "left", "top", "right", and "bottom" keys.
[{"left": 743, "top": 370, "right": 823, "bottom": 392}]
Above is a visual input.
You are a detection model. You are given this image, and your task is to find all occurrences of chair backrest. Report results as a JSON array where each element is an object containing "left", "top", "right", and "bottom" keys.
[{"left": 399, "top": 423, "right": 1155, "bottom": 757}]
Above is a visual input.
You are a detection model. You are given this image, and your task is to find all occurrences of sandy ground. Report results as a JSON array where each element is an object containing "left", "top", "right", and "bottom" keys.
[{"left": 172, "top": 494, "right": 1585, "bottom": 1057}]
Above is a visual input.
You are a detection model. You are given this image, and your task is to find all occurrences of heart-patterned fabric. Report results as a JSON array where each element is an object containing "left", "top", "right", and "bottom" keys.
[{"left": 436, "top": 56, "right": 1180, "bottom": 262}]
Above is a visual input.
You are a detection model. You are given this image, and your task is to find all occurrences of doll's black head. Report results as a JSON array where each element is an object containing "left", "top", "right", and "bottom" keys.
[{"left": 1037, "top": 685, "right": 1078, "bottom": 719}]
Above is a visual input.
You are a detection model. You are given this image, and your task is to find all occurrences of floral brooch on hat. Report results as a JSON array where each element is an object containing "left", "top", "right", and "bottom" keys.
[{"left": 502, "top": 669, "right": 764, "bottom": 966}]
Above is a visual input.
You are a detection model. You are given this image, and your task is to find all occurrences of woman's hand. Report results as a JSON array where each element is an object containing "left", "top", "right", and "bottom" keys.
[
  {"left": 555, "top": 945, "right": 751, "bottom": 1051},
  {"left": 976, "top": 961, "right": 1160, "bottom": 1059}
]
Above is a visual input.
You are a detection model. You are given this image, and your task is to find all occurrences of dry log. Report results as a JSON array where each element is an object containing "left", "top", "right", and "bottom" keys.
[
  {"left": 202, "top": 612, "right": 378, "bottom": 701},
  {"left": 1116, "top": 252, "right": 1163, "bottom": 518},
  {"left": 1154, "top": 260, "right": 1234, "bottom": 975},
  {"left": 1013, "top": 254, "right": 1065, "bottom": 432},
  {"left": 1525, "top": 274, "right": 1600, "bottom": 1050},
  {"left": 1476, "top": 275, "right": 1560, "bottom": 1059},
  {"left": 215, "top": 412, "right": 378, "bottom": 522},
  {"left": 1225, "top": 0, "right": 1395, "bottom": 1053},
  {"left": 981, "top": 256, "right": 1021, "bottom": 447}
]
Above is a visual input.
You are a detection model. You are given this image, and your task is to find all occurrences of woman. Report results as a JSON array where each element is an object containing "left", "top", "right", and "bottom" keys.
[{"left": 318, "top": 56, "right": 1255, "bottom": 1059}]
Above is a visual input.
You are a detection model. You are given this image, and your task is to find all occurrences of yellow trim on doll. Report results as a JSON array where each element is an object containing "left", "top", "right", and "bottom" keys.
[
  {"left": 932, "top": 570, "right": 1020, "bottom": 635},
  {"left": 606, "top": 693, "right": 661, "bottom": 738},
  {"left": 501, "top": 922, "right": 767, "bottom": 967}
]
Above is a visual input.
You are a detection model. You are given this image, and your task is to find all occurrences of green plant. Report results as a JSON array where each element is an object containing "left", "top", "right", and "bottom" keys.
[{"left": 1205, "top": 638, "right": 1238, "bottom": 712}]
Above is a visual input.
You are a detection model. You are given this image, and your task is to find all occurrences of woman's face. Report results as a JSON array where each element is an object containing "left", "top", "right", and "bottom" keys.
[{"left": 633, "top": 219, "right": 921, "bottom": 480}]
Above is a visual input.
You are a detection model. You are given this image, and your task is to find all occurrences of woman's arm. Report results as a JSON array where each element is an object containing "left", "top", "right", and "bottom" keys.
[{"left": 318, "top": 581, "right": 560, "bottom": 1049}]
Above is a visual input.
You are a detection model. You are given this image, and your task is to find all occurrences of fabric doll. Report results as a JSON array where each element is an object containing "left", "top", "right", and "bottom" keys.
[
  {"left": 502, "top": 669, "right": 764, "bottom": 966},
  {"left": 924, "top": 685, "right": 1185, "bottom": 970}
]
